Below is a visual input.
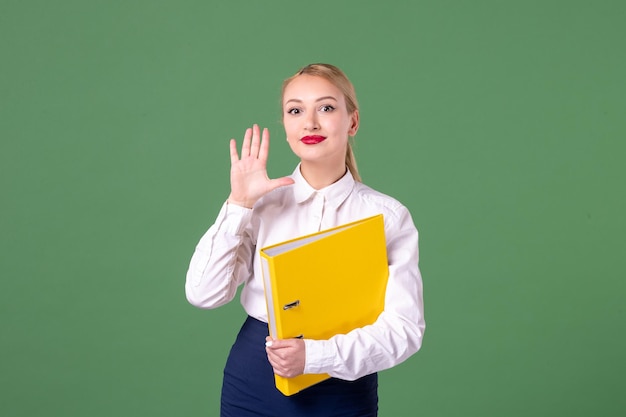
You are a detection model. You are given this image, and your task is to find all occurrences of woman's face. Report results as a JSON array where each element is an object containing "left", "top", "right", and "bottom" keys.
[{"left": 282, "top": 75, "right": 359, "bottom": 167}]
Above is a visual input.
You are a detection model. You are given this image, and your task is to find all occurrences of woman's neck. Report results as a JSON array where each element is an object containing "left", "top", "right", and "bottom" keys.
[{"left": 299, "top": 161, "right": 347, "bottom": 190}]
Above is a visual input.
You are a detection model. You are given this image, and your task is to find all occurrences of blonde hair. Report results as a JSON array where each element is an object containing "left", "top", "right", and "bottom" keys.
[{"left": 282, "top": 63, "right": 361, "bottom": 182}]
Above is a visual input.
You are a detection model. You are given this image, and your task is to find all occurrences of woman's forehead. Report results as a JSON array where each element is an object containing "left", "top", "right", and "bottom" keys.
[{"left": 283, "top": 75, "right": 344, "bottom": 103}]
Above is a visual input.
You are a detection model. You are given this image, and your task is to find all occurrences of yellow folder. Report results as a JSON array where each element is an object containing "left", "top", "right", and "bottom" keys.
[{"left": 260, "top": 214, "right": 389, "bottom": 396}]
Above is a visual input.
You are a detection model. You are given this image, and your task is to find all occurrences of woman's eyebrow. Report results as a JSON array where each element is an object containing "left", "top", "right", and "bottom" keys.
[{"left": 315, "top": 96, "right": 338, "bottom": 102}]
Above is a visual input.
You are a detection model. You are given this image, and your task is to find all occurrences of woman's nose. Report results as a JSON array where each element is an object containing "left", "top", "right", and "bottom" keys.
[{"left": 304, "top": 113, "right": 320, "bottom": 131}]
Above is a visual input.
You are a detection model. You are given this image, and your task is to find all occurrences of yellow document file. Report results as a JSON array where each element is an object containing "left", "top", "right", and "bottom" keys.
[{"left": 260, "top": 214, "right": 389, "bottom": 396}]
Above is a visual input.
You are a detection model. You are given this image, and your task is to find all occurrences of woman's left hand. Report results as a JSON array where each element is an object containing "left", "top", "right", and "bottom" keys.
[{"left": 265, "top": 337, "right": 306, "bottom": 378}]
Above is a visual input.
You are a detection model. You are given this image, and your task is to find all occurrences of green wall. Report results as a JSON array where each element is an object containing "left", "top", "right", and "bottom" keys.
[{"left": 2, "top": 1, "right": 624, "bottom": 415}]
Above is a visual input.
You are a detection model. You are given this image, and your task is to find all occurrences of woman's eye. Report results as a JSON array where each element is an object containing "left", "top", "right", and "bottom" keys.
[
  {"left": 287, "top": 108, "right": 301, "bottom": 115},
  {"left": 320, "top": 105, "right": 335, "bottom": 112}
]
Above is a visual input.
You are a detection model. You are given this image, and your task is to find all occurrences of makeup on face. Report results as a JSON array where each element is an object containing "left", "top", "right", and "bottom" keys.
[{"left": 301, "top": 135, "right": 327, "bottom": 145}]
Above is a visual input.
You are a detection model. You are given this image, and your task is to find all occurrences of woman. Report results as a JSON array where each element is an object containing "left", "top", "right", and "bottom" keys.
[{"left": 186, "top": 63, "right": 425, "bottom": 416}]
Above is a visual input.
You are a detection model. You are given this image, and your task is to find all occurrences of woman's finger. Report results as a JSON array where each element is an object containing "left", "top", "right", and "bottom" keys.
[
  {"left": 249, "top": 124, "right": 261, "bottom": 158},
  {"left": 229, "top": 138, "right": 239, "bottom": 164},
  {"left": 258, "top": 127, "right": 270, "bottom": 163},
  {"left": 240, "top": 127, "right": 252, "bottom": 158}
]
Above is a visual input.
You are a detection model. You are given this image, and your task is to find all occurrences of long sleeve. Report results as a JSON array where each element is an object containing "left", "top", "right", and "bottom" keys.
[
  {"left": 302, "top": 206, "right": 425, "bottom": 380},
  {"left": 185, "top": 165, "right": 425, "bottom": 380},
  {"left": 185, "top": 202, "right": 255, "bottom": 309}
]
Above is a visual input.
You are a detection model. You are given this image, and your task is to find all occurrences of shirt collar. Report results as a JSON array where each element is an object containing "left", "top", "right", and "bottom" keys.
[{"left": 291, "top": 164, "right": 355, "bottom": 210}]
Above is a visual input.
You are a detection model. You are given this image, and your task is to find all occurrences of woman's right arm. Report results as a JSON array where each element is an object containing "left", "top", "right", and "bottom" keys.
[
  {"left": 185, "top": 125, "right": 293, "bottom": 309},
  {"left": 185, "top": 202, "right": 255, "bottom": 309}
]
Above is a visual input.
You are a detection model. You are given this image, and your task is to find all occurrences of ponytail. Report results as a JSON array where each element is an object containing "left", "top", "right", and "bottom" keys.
[{"left": 346, "top": 140, "right": 361, "bottom": 182}]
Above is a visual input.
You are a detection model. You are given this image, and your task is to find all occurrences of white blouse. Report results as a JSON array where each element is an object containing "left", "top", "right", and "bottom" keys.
[{"left": 186, "top": 165, "right": 425, "bottom": 380}]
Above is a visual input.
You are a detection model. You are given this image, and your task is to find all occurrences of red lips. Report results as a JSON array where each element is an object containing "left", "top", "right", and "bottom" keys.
[{"left": 301, "top": 135, "right": 326, "bottom": 145}]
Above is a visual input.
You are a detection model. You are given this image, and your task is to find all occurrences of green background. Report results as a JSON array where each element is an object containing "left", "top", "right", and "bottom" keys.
[{"left": 2, "top": 1, "right": 624, "bottom": 415}]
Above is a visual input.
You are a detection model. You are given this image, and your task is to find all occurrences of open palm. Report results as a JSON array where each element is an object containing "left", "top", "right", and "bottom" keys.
[{"left": 228, "top": 124, "right": 294, "bottom": 208}]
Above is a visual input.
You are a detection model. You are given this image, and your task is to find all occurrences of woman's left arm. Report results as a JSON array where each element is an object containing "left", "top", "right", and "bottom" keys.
[{"left": 302, "top": 206, "right": 425, "bottom": 380}]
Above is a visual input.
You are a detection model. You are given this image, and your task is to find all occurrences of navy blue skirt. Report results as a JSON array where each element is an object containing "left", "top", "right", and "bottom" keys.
[{"left": 221, "top": 316, "right": 378, "bottom": 417}]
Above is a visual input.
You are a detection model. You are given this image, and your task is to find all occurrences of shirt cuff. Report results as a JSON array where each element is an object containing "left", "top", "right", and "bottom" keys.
[
  {"left": 303, "top": 339, "right": 338, "bottom": 375},
  {"left": 221, "top": 201, "right": 253, "bottom": 235}
]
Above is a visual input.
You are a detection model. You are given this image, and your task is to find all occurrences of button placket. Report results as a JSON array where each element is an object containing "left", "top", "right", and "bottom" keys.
[{"left": 312, "top": 192, "right": 325, "bottom": 231}]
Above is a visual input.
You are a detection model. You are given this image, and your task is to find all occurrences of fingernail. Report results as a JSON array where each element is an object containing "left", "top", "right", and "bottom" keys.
[{"left": 265, "top": 341, "right": 273, "bottom": 347}]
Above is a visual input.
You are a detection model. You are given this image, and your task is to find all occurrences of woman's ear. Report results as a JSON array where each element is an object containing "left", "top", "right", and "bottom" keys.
[{"left": 348, "top": 110, "right": 360, "bottom": 136}]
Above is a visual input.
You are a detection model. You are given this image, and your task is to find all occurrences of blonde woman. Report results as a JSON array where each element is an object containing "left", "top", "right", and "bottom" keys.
[{"left": 186, "top": 63, "right": 425, "bottom": 416}]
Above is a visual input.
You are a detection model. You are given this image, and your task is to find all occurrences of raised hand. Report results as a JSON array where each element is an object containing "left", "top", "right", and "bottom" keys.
[{"left": 227, "top": 124, "right": 295, "bottom": 208}]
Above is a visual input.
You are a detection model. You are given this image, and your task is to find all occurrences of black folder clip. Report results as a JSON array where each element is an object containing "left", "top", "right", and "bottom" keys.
[{"left": 283, "top": 300, "right": 300, "bottom": 310}]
